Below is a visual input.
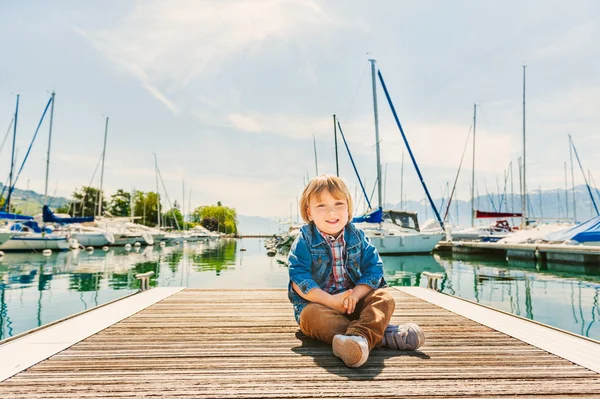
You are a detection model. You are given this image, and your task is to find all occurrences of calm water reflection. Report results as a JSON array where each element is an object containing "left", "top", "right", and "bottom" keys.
[{"left": 1, "top": 238, "right": 599, "bottom": 340}]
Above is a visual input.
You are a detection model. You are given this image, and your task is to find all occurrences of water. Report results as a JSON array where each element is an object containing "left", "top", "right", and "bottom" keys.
[{"left": 1, "top": 238, "right": 599, "bottom": 341}]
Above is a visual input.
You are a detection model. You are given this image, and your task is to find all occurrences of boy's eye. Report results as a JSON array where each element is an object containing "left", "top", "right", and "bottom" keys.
[
  {"left": 316, "top": 204, "right": 325, "bottom": 208},
  {"left": 335, "top": 202, "right": 345, "bottom": 206}
]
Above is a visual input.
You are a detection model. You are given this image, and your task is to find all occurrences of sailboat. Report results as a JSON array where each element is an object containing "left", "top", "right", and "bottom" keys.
[
  {"left": 0, "top": 93, "right": 71, "bottom": 252},
  {"left": 350, "top": 59, "right": 444, "bottom": 254}
]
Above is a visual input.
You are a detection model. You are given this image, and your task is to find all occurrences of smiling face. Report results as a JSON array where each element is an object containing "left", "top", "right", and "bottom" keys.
[{"left": 307, "top": 190, "right": 349, "bottom": 237}]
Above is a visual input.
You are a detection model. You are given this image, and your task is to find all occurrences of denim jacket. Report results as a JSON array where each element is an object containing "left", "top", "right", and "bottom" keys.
[{"left": 287, "top": 222, "right": 386, "bottom": 323}]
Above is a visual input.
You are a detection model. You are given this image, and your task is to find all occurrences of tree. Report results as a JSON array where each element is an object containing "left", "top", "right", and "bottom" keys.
[
  {"left": 108, "top": 189, "right": 131, "bottom": 217},
  {"left": 67, "top": 186, "right": 106, "bottom": 217},
  {"left": 0, "top": 196, "right": 16, "bottom": 213},
  {"left": 163, "top": 208, "right": 183, "bottom": 229},
  {"left": 192, "top": 202, "right": 237, "bottom": 234},
  {"left": 201, "top": 217, "right": 218, "bottom": 231},
  {"left": 132, "top": 191, "right": 161, "bottom": 227}
]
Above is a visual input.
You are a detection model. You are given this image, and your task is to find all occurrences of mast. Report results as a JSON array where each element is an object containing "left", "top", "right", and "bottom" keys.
[
  {"left": 333, "top": 114, "right": 339, "bottom": 177},
  {"left": 369, "top": 59, "right": 383, "bottom": 210},
  {"left": 510, "top": 161, "right": 514, "bottom": 213},
  {"left": 7, "top": 94, "right": 19, "bottom": 212},
  {"left": 569, "top": 134, "right": 576, "bottom": 223},
  {"left": 312, "top": 134, "right": 318, "bottom": 176},
  {"left": 564, "top": 161, "right": 569, "bottom": 220},
  {"left": 182, "top": 178, "right": 185, "bottom": 231},
  {"left": 44, "top": 92, "right": 55, "bottom": 204},
  {"left": 400, "top": 151, "right": 404, "bottom": 209},
  {"left": 97, "top": 117, "right": 109, "bottom": 217},
  {"left": 471, "top": 103, "right": 477, "bottom": 226},
  {"left": 154, "top": 153, "right": 160, "bottom": 228},
  {"left": 521, "top": 65, "right": 527, "bottom": 228}
]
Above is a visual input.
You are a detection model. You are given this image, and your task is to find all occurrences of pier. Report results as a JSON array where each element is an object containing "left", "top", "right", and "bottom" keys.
[
  {"left": 436, "top": 240, "right": 600, "bottom": 265},
  {"left": 1, "top": 287, "right": 600, "bottom": 398}
]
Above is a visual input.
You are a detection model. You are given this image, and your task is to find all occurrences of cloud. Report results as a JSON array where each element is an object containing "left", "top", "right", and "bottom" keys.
[{"left": 73, "top": 0, "right": 338, "bottom": 114}]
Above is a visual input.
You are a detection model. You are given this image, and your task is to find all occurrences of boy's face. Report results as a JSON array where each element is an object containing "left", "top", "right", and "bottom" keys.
[{"left": 307, "top": 190, "right": 349, "bottom": 236}]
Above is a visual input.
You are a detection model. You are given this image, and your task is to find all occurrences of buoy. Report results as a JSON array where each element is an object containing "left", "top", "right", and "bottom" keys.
[
  {"left": 42, "top": 249, "right": 52, "bottom": 256},
  {"left": 86, "top": 246, "right": 94, "bottom": 252},
  {"left": 124, "top": 243, "right": 132, "bottom": 251},
  {"left": 102, "top": 246, "right": 109, "bottom": 251},
  {"left": 159, "top": 241, "right": 166, "bottom": 247},
  {"left": 134, "top": 242, "right": 141, "bottom": 247},
  {"left": 266, "top": 248, "right": 276, "bottom": 257},
  {"left": 0, "top": 250, "right": 4, "bottom": 258}
]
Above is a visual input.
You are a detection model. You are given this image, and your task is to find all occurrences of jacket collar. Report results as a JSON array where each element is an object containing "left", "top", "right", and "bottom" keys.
[{"left": 301, "top": 222, "right": 361, "bottom": 249}]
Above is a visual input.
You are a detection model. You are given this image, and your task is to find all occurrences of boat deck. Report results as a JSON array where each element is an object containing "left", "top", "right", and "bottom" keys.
[{"left": 1, "top": 288, "right": 600, "bottom": 398}]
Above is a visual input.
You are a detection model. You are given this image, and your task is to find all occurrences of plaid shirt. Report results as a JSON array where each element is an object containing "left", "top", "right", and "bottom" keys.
[{"left": 320, "top": 230, "right": 352, "bottom": 294}]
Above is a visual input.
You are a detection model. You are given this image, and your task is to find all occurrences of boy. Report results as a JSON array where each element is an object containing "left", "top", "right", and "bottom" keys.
[{"left": 288, "top": 175, "right": 425, "bottom": 368}]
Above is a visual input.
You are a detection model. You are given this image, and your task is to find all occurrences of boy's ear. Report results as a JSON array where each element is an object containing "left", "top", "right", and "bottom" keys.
[{"left": 306, "top": 208, "right": 312, "bottom": 221}]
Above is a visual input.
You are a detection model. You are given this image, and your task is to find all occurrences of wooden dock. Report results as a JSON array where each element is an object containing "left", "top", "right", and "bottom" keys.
[
  {"left": 1, "top": 287, "right": 600, "bottom": 398},
  {"left": 436, "top": 240, "right": 600, "bottom": 265}
]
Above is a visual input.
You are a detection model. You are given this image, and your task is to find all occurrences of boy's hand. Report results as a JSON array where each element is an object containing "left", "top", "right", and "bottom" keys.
[
  {"left": 343, "top": 291, "right": 360, "bottom": 314},
  {"left": 329, "top": 289, "right": 353, "bottom": 314}
]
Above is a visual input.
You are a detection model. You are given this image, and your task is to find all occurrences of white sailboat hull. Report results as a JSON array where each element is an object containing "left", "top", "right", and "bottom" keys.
[
  {"left": 0, "top": 232, "right": 12, "bottom": 247},
  {"left": 366, "top": 232, "right": 444, "bottom": 254},
  {"left": 0, "top": 235, "right": 70, "bottom": 251},
  {"left": 73, "top": 232, "right": 114, "bottom": 247}
]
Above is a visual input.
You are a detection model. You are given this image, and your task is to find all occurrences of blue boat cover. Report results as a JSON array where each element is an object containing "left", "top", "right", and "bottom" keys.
[
  {"left": 352, "top": 208, "right": 383, "bottom": 224},
  {"left": 43, "top": 205, "right": 94, "bottom": 224},
  {"left": 545, "top": 216, "right": 600, "bottom": 243},
  {"left": 0, "top": 211, "right": 34, "bottom": 221}
]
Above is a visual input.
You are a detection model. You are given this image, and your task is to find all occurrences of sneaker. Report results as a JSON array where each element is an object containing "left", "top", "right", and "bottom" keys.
[
  {"left": 381, "top": 323, "right": 425, "bottom": 350},
  {"left": 332, "top": 334, "right": 369, "bottom": 368}
]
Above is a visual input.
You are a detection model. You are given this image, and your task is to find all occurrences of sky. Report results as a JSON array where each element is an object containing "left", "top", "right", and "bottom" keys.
[{"left": 0, "top": 0, "right": 599, "bottom": 219}]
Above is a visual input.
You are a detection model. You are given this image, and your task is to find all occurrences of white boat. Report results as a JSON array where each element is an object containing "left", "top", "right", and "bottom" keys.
[
  {"left": 71, "top": 228, "right": 115, "bottom": 247},
  {"left": 0, "top": 229, "right": 12, "bottom": 247},
  {"left": 450, "top": 220, "right": 513, "bottom": 242},
  {"left": 355, "top": 211, "right": 443, "bottom": 254},
  {"left": 0, "top": 231, "right": 70, "bottom": 251}
]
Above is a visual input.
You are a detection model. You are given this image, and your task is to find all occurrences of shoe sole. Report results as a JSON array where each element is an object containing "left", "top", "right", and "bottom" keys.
[{"left": 332, "top": 335, "right": 369, "bottom": 368}]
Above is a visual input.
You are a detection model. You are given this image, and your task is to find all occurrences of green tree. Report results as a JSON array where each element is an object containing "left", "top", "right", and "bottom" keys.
[
  {"left": 163, "top": 208, "right": 183, "bottom": 229},
  {"left": 0, "top": 196, "right": 17, "bottom": 213},
  {"left": 108, "top": 189, "right": 131, "bottom": 217},
  {"left": 192, "top": 202, "right": 237, "bottom": 234},
  {"left": 132, "top": 191, "right": 161, "bottom": 227},
  {"left": 67, "top": 186, "right": 106, "bottom": 217}
]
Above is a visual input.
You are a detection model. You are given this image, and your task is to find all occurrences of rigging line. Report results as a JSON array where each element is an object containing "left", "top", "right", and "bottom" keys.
[
  {"left": 587, "top": 171, "right": 600, "bottom": 208},
  {"left": 0, "top": 118, "right": 14, "bottom": 157},
  {"left": 377, "top": 69, "right": 444, "bottom": 230},
  {"left": 3, "top": 96, "right": 53, "bottom": 210},
  {"left": 570, "top": 135, "right": 599, "bottom": 216},
  {"left": 336, "top": 119, "right": 372, "bottom": 209},
  {"left": 80, "top": 153, "right": 104, "bottom": 216},
  {"left": 344, "top": 60, "right": 370, "bottom": 122},
  {"left": 443, "top": 124, "right": 472, "bottom": 222},
  {"left": 157, "top": 167, "right": 182, "bottom": 232}
]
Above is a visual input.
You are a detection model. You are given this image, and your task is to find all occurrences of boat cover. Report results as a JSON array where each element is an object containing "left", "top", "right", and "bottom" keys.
[
  {"left": 475, "top": 210, "right": 522, "bottom": 219},
  {"left": 352, "top": 208, "right": 383, "bottom": 224},
  {"left": 0, "top": 211, "right": 33, "bottom": 220},
  {"left": 545, "top": 215, "right": 600, "bottom": 243},
  {"left": 43, "top": 205, "right": 94, "bottom": 224}
]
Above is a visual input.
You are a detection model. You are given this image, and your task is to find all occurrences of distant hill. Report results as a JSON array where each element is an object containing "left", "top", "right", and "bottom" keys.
[
  {"left": 0, "top": 183, "right": 69, "bottom": 215},
  {"left": 377, "top": 184, "right": 600, "bottom": 227}
]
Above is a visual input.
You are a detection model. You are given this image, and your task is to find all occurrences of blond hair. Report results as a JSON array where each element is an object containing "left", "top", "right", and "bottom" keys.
[{"left": 299, "top": 175, "right": 353, "bottom": 223}]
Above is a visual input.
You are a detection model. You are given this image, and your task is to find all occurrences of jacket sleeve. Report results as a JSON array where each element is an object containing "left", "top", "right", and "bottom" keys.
[
  {"left": 356, "top": 229, "right": 384, "bottom": 288},
  {"left": 288, "top": 232, "right": 319, "bottom": 294}
]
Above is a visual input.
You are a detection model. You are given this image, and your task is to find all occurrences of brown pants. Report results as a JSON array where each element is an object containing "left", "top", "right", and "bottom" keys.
[{"left": 299, "top": 288, "right": 395, "bottom": 350}]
